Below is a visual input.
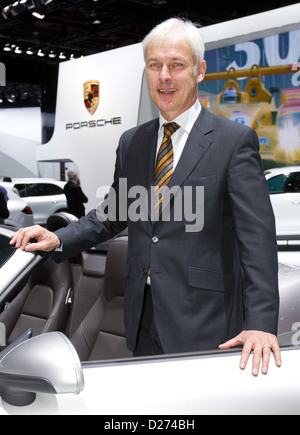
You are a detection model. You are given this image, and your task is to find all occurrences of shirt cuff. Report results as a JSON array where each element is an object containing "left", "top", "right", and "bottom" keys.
[{"left": 54, "top": 241, "right": 63, "bottom": 252}]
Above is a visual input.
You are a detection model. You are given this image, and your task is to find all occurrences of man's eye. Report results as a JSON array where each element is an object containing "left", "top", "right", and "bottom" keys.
[
  {"left": 171, "top": 63, "right": 183, "bottom": 69},
  {"left": 149, "top": 63, "right": 161, "bottom": 69}
]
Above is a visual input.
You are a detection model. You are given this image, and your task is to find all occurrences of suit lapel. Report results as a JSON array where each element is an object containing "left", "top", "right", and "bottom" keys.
[
  {"left": 170, "top": 107, "right": 214, "bottom": 189},
  {"left": 129, "top": 119, "right": 158, "bottom": 226},
  {"left": 134, "top": 119, "right": 158, "bottom": 189}
]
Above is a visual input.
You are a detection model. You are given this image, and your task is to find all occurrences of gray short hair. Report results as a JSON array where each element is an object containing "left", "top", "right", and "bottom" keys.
[
  {"left": 142, "top": 18, "right": 205, "bottom": 69},
  {"left": 68, "top": 170, "right": 78, "bottom": 181}
]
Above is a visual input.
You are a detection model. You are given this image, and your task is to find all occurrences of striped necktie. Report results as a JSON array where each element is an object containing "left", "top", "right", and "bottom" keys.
[{"left": 153, "top": 122, "right": 180, "bottom": 216}]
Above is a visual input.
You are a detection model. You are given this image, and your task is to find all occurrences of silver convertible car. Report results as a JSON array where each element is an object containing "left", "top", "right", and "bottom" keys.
[{"left": 0, "top": 215, "right": 299, "bottom": 415}]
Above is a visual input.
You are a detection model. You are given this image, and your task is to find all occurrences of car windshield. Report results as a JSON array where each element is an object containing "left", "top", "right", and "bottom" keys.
[
  {"left": 0, "top": 234, "right": 15, "bottom": 268},
  {"left": 268, "top": 172, "right": 300, "bottom": 194}
]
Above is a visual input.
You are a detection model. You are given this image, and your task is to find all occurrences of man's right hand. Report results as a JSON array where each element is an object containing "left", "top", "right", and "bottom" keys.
[{"left": 10, "top": 225, "right": 61, "bottom": 253}]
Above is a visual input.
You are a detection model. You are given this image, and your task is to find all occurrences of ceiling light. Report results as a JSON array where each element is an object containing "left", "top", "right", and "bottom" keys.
[
  {"left": 48, "top": 50, "right": 56, "bottom": 58},
  {"left": 2, "top": 0, "right": 53, "bottom": 19},
  {"left": 37, "top": 49, "right": 45, "bottom": 57},
  {"left": 5, "top": 90, "right": 17, "bottom": 103},
  {"left": 26, "top": 47, "right": 34, "bottom": 55},
  {"left": 11, "top": 1, "right": 27, "bottom": 16},
  {"left": 3, "top": 44, "right": 11, "bottom": 52},
  {"left": 59, "top": 52, "right": 67, "bottom": 60},
  {"left": 32, "top": 11, "right": 45, "bottom": 19},
  {"left": 2, "top": 6, "right": 11, "bottom": 19},
  {"left": 15, "top": 46, "right": 23, "bottom": 54}
]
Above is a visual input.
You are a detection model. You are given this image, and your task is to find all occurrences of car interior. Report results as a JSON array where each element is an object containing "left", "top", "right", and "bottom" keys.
[{"left": 0, "top": 213, "right": 132, "bottom": 361}]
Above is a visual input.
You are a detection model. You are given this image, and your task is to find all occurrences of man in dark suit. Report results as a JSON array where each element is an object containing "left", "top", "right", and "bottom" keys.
[
  {"left": 10, "top": 18, "right": 281, "bottom": 375},
  {"left": 64, "top": 170, "right": 88, "bottom": 218}
]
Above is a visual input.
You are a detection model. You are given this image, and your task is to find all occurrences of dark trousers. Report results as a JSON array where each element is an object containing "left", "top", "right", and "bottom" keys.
[{"left": 133, "top": 286, "right": 165, "bottom": 357}]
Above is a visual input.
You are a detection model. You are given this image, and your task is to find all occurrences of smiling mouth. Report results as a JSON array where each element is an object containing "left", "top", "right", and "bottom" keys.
[{"left": 159, "top": 89, "right": 176, "bottom": 94}]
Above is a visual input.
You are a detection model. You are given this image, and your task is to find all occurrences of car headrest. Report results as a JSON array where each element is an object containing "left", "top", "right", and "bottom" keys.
[{"left": 46, "top": 212, "right": 78, "bottom": 232}]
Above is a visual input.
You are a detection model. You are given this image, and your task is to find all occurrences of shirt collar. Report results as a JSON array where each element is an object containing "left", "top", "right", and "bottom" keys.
[{"left": 159, "top": 99, "right": 201, "bottom": 134}]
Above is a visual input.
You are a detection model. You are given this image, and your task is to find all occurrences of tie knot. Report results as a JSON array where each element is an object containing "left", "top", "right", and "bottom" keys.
[{"left": 163, "top": 122, "right": 180, "bottom": 137}]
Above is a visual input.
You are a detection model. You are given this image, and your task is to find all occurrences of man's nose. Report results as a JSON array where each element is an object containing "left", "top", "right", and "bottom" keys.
[{"left": 159, "top": 65, "right": 172, "bottom": 80}]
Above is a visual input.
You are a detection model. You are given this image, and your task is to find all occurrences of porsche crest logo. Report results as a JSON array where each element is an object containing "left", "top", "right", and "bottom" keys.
[{"left": 84, "top": 80, "right": 100, "bottom": 115}]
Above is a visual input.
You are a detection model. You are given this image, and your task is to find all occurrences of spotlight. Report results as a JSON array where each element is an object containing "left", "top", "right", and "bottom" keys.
[
  {"left": 2, "top": 0, "right": 53, "bottom": 19},
  {"left": 3, "top": 44, "right": 11, "bottom": 52},
  {"left": 32, "top": 11, "right": 45, "bottom": 19},
  {"left": 19, "top": 85, "right": 29, "bottom": 100},
  {"left": 37, "top": 49, "right": 45, "bottom": 57},
  {"left": 15, "top": 46, "right": 23, "bottom": 54},
  {"left": 2, "top": 6, "right": 11, "bottom": 19},
  {"left": 5, "top": 89, "right": 17, "bottom": 103},
  {"left": 11, "top": 1, "right": 27, "bottom": 17}
]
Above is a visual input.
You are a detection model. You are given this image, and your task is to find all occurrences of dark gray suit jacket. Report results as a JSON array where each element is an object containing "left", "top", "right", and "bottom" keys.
[{"left": 54, "top": 107, "right": 279, "bottom": 354}]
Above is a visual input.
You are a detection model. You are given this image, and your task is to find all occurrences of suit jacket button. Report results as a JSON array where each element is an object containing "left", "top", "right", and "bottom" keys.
[{"left": 152, "top": 236, "right": 159, "bottom": 244}]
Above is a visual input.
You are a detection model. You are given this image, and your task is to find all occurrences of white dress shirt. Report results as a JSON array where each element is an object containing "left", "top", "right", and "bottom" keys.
[{"left": 156, "top": 99, "right": 201, "bottom": 169}]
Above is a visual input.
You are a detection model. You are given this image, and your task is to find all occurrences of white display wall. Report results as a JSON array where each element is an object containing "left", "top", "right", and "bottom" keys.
[
  {"left": 0, "top": 107, "right": 41, "bottom": 178},
  {"left": 37, "top": 43, "right": 146, "bottom": 211}
]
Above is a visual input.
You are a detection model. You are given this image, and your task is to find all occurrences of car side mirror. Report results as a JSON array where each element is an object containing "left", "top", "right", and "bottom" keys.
[{"left": 0, "top": 330, "right": 84, "bottom": 407}]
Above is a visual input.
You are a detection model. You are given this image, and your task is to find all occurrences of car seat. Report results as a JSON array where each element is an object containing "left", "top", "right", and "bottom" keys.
[
  {"left": 70, "top": 236, "right": 132, "bottom": 361},
  {"left": 0, "top": 256, "right": 73, "bottom": 345},
  {"left": 0, "top": 212, "right": 77, "bottom": 346}
]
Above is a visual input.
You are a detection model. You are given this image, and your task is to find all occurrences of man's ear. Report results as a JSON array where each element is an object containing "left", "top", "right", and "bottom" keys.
[{"left": 197, "top": 60, "right": 207, "bottom": 84}]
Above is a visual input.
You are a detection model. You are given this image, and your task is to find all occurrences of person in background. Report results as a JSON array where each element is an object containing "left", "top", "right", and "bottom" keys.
[
  {"left": 0, "top": 185, "right": 9, "bottom": 224},
  {"left": 63, "top": 170, "right": 88, "bottom": 219}
]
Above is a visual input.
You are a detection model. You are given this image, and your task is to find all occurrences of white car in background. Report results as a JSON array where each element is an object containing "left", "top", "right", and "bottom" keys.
[
  {"left": 265, "top": 167, "right": 300, "bottom": 267},
  {"left": 265, "top": 166, "right": 300, "bottom": 237},
  {"left": 5, "top": 178, "right": 67, "bottom": 226},
  {"left": 0, "top": 183, "right": 34, "bottom": 228}
]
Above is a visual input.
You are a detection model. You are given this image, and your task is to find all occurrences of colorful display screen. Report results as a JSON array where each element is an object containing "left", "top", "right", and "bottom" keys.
[{"left": 199, "top": 29, "right": 300, "bottom": 169}]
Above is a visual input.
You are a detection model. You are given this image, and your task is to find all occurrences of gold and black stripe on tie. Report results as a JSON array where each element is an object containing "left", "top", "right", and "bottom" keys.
[{"left": 153, "top": 122, "right": 180, "bottom": 216}]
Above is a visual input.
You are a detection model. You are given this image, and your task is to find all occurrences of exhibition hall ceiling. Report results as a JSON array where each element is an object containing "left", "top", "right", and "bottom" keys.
[
  {"left": 1, "top": 0, "right": 299, "bottom": 68},
  {"left": 0, "top": 0, "right": 299, "bottom": 106}
]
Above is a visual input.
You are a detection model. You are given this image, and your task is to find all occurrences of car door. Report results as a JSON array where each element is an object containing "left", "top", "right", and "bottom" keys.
[
  {"left": 0, "top": 228, "right": 43, "bottom": 302},
  {"left": 1, "top": 344, "right": 300, "bottom": 415},
  {"left": 268, "top": 171, "right": 300, "bottom": 236}
]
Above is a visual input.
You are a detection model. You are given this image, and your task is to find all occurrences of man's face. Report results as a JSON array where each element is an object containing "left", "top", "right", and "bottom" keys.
[{"left": 145, "top": 39, "right": 206, "bottom": 121}]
